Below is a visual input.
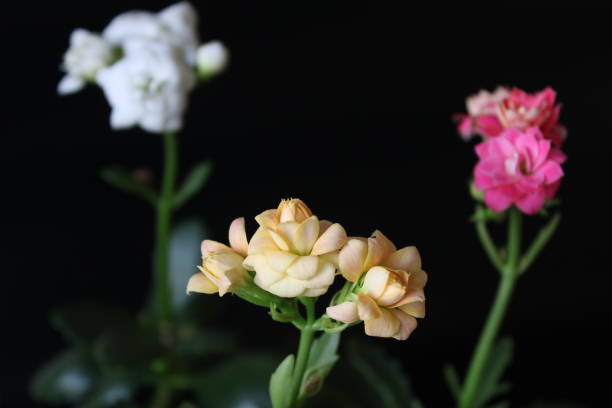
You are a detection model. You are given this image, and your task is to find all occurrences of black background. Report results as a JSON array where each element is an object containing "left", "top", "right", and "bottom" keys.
[{"left": 4, "top": 3, "right": 611, "bottom": 407}]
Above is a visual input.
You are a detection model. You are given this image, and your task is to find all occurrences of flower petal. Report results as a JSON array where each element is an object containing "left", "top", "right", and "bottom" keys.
[
  {"left": 266, "top": 251, "right": 299, "bottom": 273},
  {"left": 201, "top": 240, "right": 231, "bottom": 257},
  {"left": 357, "top": 293, "right": 382, "bottom": 320},
  {"left": 391, "top": 310, "right": 418, "bottom": 340},
  {"left": 294, "top": 216, "right": 320, "bottom": 255},
  {"left": 302, "top": 261, "right": 335, "bottom": 289},
  {"left": 186, "top": 272, "right": 218, "bottom": 294},
  {"left": 383, "top": 246, "right": 421, "bottom": 274},
  {"left": 362, "top": 266, "right": 390, "bottom": 299},
  {"left": 338, "top": 238, "right": 368, "bottom": 282},
  {"left": 364, "top": 309, "right": 400, "bottom": 338},
  {"left": 311, "top": 223, "right": 347, "bottom": 255},
  {"left": 327, "top": 301, "right": 359, "bottom": 323},
  {"left": 268, "top": 277, "right": 306, "bottom": 298},
  {"left": 286, "top": 256, "right": 319, "bottom": 280},
  {"left": 267, "top": 229, "right": 290, "bottom": 251},
  {"left": 399, "top": 301, "right": 426, "bottom": 318},
  {"left": 228, "top": 217, "right": 249, "bottom": 256},
  {"left": 254, "top": 209, "right": 277, "bottom": 229}
]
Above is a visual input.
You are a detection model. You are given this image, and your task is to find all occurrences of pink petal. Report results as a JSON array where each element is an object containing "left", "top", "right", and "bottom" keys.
[
  {"left": 201, "top": 240, "right": 231, "bottom": 257},
  {"left": 391, "top": 310, "right": 418, "bottom": 340},
  {"left": 339, "top": 238, "right": 368, "bottom": 282}
]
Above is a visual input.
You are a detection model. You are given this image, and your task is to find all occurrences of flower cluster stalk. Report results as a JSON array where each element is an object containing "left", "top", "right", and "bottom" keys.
[
  {"left": 458, "top": 207, "right": 521, "bottom": 408},
  {"left": 154, "top": 131, "right": 178, "bottom": 332},
  {"left": 289, "top": 298, "right": 317, "bottom": 407}
]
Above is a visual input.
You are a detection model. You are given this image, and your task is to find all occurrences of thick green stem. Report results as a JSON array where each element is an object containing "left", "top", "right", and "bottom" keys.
[
  {"left": 289, "top": 298, "right": 316, "bottom": 407},
  {"left": 459, "top": 207, "right": 521, "bottom": 408},
  {"left": 154, "top": 131, "right": 178, "bottom": 329}
]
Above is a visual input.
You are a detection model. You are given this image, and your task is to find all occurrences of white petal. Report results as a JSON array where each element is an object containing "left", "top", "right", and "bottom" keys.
[{"left": 57, "top": 75, "right": 85, "bottom": 95}]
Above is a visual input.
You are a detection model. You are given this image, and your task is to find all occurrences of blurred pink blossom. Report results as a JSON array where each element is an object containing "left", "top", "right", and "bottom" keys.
[{"left": 474, "top": 127, "right": 566, "bottom": 214}]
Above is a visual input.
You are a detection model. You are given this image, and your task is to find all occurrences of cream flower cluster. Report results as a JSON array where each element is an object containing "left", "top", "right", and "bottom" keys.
[
  {"left": 58, "top": 2, "right": 229, "bottom": 133},
  {"left": 187, "top": 198, "right": 427, "bottom": 341}
]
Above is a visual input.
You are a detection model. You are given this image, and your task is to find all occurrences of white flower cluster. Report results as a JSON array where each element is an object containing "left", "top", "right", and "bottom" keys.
[{"left": 58, "top": 2, "right": 229, "bottom": 133}]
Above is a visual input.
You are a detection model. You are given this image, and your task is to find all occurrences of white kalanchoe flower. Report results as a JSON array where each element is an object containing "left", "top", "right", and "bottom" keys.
[
  {"left": 95, "top": 39, "right": 196, "bottom": 133},
  {"left": 58, "top": 29, "right": 115, "bottom": 95},
  {"left": 102, "top": 1, "right": 199, "bottom": 66},
  {"left": 196, "top": 41, "right": 229, "bottom": 78}
]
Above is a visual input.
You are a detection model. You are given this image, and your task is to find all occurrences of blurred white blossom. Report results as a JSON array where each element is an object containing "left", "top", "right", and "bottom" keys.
[
  {"left": 196, "top": 41, "right": 229, "bottom": 78},
  {"left": 96, "top": 39, "right": 196, "bottom": 133},
  {"left": 102, "top": 2, "right": 199, "bottom": 66},
  {"left": 58, "top": 29, "right": 115, "bottom": 95}
]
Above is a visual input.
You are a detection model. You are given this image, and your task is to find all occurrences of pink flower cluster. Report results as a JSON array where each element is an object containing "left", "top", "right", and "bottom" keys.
[{"left": 457, "top": 87, "right": 568, "bottom": 214}]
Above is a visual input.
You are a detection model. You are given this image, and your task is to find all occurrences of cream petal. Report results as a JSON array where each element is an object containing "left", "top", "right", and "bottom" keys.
[
  {"left": 338, "top": 238, "right": 368, "bottom": 282},
  {"left": 206, "top": 251, "right": 245, "bottom": 273},
  {"left": 383, "top": 246, "right": 421, "bottom": 274},
  {"left": 302, "top": 261, "right": 335, "bottom": 289},
  {"left": 302, "top": 287, "right": 328, "bottom": 297},
  {"left": 217, "top": 268, "right": 246, "bottom": 296},
  {"left": 266, "top": 251, "right": 299, "bottom": 273},
  {"left": 357, "top": 293, "right": 383, "bottom": 320},
  {"left": 186, "top": 272, "right": 218, "bottom": 294},
  {"left": 255, "top": 209, "right": 278, "bottom": 229},
  {"left": 364, "top": 309, "right": 400, "bottom": 338},
  {"left": 268, "top": 277, "right": 306, "bottom": 298},
  {"left": 372, "top": 230, "right": 397, "bottom": 255},
  {"left": 391, "top": 310, "right": 418, "bottom": 340},
  {"left": 201, "top": 240, "right": 231, "bottom": 257},
  {"left": 378, "top": 282, "right": 406, "bottom": 306},
  {"left": 286, "top": 255, "right": 319, "bottom": 280},
  {"left": 200, "top": 265, "right": 220, "bottom": 286},
  {"left": 294, "top": 216, "right": 320, "bottom": 255},
  {"left": 391, "top": 287, "right": 425, "bottom": 308},
  {"left": 242, "top": 254, "right": 264, "bottom": 271},
  {"left": 248, "top": 228, "right": 279, "bottom": 255},
  {"left": 276, "top": 222, "right": 300, "bottom": 250},
  {"left": 362, "top": 266, "right": 390, "bottom": 299},
  {"left": 326, "top": 301, "right": 359, "bottom": 323},
  {"left": 267, "top": 229, "right": 290, "bottom": 251},
  {"left": 247, "top": 256, "right": 284, "bottom": 287},
  {"left": 311, "top": 223, "right": 347, "bottom": 255},
  {"left": 319, "top": 251, "right": 339, "bottom": 268},
  {"left": 228, "top": 217, "right": 249, "bottom": 256},
  {"left": 399, "top": 301, "right": 425, "bottom": 318}
]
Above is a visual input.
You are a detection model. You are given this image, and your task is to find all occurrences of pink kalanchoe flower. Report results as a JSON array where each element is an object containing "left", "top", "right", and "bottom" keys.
[
  {"left": 497, "top": 87, "right": 566, "bottom": 147},
  {"left": 456, "top": 86, "right": 509, "bottom": 140},
  {"left": 474, "top": 127, "right": 566, "bottom": 215}
]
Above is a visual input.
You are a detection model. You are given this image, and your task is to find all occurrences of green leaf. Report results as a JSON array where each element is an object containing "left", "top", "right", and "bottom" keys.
[
  {"left": 79, "top": 377, "right": 135, "bottom": 408},
  {"left": 472, "top": 337, "right": 513, "bottom": 408},
  {"left": 50, "top": 302, "right": 135, "bottom": 349},
  {"left": 195, "top": 353, "right": 278, "bottom": 408},
  {"left": 173, "top": 160, "right": 214, "bottom": 209},
  {"left": 168, "top": 217, "right": 210, "bottom": 313},
  {"left": 300, "top": 333, "right": 340, "bottom": 399},
  {"left": 270, "top": 354, "right": 295, "bottom": 408},
  {"left": 347, "top": 339, "right": 416, "bottom": 408},
  {"left": 443, "top": 363, "right": 461, "bottom": 400},
  {"left": 92, "top": 324, "right": 163, "bottom": 378},
  {"left": 100, "top": 166, "right": 157, "bottom": 205},
  {"left": 30, "top": 349, "right": 96, "bottom": 405}
]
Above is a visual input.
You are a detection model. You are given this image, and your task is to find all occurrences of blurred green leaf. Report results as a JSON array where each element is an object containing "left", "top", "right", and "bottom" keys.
[
  {"left": 300, "top": 333, "right": 340, "bottom": 399},
  {"left": 174, "top": 330, "right": 237, "bottom": 358},
  {"left": 100, "top": 167, "right": 157, "bottom": 205},
  {"left": 92, "top": 324, "right": 162, "bottom": 378},
  {"left": 168, "top": 217, "right": 210, "bottom": 313},
  {"left": 173, "top": 160, "right": 214, "bottom": 209},
  {"left": 79, "top": 377, "right": 135, "bottom": 408},
  {"left": 347, "top": 339, "right": 415, "bottom": 408},
  {"left": 443, "top": 363, "right": 461, "bottom": 400},
  {"left": 472, "top": 337, "right": 513, "bottom": 408},
  {"left": 270, "top": 354, "right": 295, "bottom": 408},
  {"left": 50, "top": 302, "right": 135, "bottom": 349},
  {"left": 195, "top": 353, "right": 278, "bottom": 408},
  {"left": 30, "top": 349, "right": 96, "bottom": 405}
]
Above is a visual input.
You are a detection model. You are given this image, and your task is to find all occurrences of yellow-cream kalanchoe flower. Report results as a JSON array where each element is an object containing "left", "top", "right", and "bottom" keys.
[
  {"left": 338, "top": 230, "right": 397, "bottom": 282},
  {"left": 243, "top": 199, "right": 347, "bottom": 298},
  {"left": 187, "top": 217, "right": 250, "bottom": 296},
  {"left": 327, "top": 239, "right": 427, "bottom": 340}
]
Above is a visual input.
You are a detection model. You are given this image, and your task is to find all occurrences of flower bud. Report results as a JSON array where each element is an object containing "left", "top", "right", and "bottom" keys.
[{"left": 197, "top": 41, "right": 229, "bottom": 79}]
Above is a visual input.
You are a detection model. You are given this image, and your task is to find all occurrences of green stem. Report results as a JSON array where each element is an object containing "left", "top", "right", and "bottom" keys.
[
  {"left": 475, "top": 211, "right": 504, "bottom": 273},
  {"left": 520, "top": 213, "right": 560, "bottom": 274},
  {"left": 459, "top": 207, "right": 521, "bottom": 408},
  {"left": 154, "top": 131, "right": 178, "bottom": 330},
  {"left": 289, "top": 298, "right": 316, "bottom": 407}
]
